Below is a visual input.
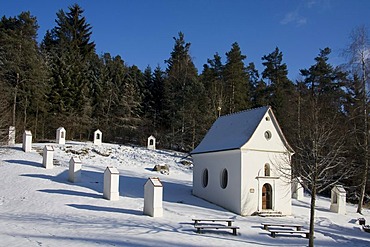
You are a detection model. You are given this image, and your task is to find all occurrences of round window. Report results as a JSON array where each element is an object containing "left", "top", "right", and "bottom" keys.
[
  {"left": 202, "top": 169, "right": 209, "bottom": 188},
  {"left": 264, "top": 130, "right": 272, "bottom": 140},
  {"left": 220, "top": 168, "right": 228, "bottom": 189}
]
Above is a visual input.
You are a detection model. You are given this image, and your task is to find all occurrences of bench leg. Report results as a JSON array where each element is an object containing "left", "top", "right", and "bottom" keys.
[
  {"left": 305, "top": 233, "right": 309, "bottom": 238},
  {"left": 263, "top": 225, "right": 268, "bottom": 230},
  {"left": 232, "top": 228, "right": 237, "bottom": 235},
  {"left": 297, "top": 226, "right": 302, "bottom": 231},
  {"left": 228, "top": 221, "right": 232, "bottom": 226},
  {"left": 196, "top": 228, "right": 201, "bottom": 234},
  {"left": 271, "top": 232, "right": 276, "bottom": 238}
]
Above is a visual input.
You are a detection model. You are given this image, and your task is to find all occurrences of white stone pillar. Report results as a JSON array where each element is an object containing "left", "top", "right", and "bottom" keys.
[
  {"left": 68, "top": 157, "right": 82, "bottom": 183},
  {"left": 144, "top": 177, "right": 163, "bottom": 217},
  {"left": 56, "top": 127, "right": 66, "bottom": 145},
  {"left": 8, "top": 126, "right": 15, "bottom": 146},
  {"left": 330, "top": 185, "right": 346, "bottom": 214},
  {"left": 147, "top": 135, "right": 156, "bottom": 150},
  {"left": 291, "top": 177, "right": 304, "bottom": 200},
  {"left": 43, "top": 145, "right": 54, "bottom": 169},
  {"left": 103, "top": 166, "right": 119, "bottom": 200},
  {"left": 22, "top": 130, "right": 32, "bottom": 152},
  {"left": 94, "top": 129, "right": 102, "bottom": 145}
]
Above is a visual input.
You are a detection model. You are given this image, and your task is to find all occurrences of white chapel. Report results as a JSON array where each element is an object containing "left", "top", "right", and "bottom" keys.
[{"left": 191, "top": 106, "right": 294, "bottom": 216}]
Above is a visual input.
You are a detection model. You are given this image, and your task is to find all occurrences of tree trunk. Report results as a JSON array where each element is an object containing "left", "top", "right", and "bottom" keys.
[
  {"left": 34, "top": 104, "right": 38, "bottom": 140},
  {"left": 309, "top": 180, "right": 316, "bottom": 247},
  {"left": 23, "top": 97, "right": 27, "bottom": 131},
  {"left": 357, "top": 59, "right": 369, "bottom": 214},
  {"left": 357, "top": 123, "right": 368, "bottom": 213},
  {"left": 12, "top": 73, "right": 19, "bottom": 127}
]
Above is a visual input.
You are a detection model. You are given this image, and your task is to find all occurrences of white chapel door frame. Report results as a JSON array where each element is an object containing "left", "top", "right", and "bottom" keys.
[{"left": 257, "top": 178, "right": 276, "bottom": 211}]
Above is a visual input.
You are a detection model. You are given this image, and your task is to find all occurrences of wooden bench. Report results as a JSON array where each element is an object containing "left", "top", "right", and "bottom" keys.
[
  {"left": 192, "top": 218, "right": 234, "bottom": 226},
  {"left": 269, "top": 229, "right": 310, "bottom": 238},
  {"left": 194, "top": 225, "right": 240, "bottom": 235},
  {"left": 261, "top": 222, "right": 303, "bottom": 231}
]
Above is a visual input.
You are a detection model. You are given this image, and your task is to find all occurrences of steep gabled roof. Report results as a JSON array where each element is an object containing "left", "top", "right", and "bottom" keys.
[{"left": 191, "top": 106, "right": 269, "bottom": 154}]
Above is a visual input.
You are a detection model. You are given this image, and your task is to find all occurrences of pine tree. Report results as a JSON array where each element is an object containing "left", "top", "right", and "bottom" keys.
[
  {"left": 42, "top": 4, "right": 96, "bottom": 139},
  {"left": 201, "top": 53, "right": 224, "bottom": 120},
  {"left": 164, "top": 32, "right": 200, "bottom": 150},
  {"left": 247, "top": 62, "right": 269, "bottom": 107},
  {"left": 223, "top": 42, "right": 250, "bottom": 114},
  {"left": 0, "top": 12, "right": 49, "bottom": 138},
  {"left": 261, "top": 47, "right": 297, "bottom": 141}
]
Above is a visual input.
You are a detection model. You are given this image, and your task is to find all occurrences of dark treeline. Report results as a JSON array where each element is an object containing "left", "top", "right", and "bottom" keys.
[{"left": 0, "top": 5, "right": 369, "bottom": 210}]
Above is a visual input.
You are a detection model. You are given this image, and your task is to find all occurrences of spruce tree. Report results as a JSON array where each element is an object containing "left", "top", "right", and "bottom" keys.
[
  {"left": 164, "top": 32, "right": 201, "bottom": 150},
  {"left": 0, "top": 12, "right": 49, "bottom": 138},
  {"left": 261, "top": 47, "right": 296, "bottom": 141},
  {"left": 42, "top": 4, "right": 96, "bottom": 139},
  {"left": 201, "top": 53, "right": 224, "bottom": 120},
  {"left": 223, "top": 42, "right": 250, "bottom": 114}
]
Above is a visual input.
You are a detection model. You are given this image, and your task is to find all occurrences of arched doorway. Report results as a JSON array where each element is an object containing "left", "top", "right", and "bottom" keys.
[{"left": 262, "top": 183, "right": 272, "bottom": 210}]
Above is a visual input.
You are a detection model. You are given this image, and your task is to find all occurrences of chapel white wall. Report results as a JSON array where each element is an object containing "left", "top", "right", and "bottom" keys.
[
  {"left": 243, "top": 111, "right": 288, "bottom": 153},
  {"left": 241, "top": 150, "right": 292, "bottom": 215},
  {"left": 192, "top": 149, "right": 242, "bottom": 214}
]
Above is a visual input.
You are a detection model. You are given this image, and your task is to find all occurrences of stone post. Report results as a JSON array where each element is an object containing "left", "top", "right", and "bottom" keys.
[
  {"left": 68, "top": 157, "right": 82, "bottom": 183},
  {"left": 56, "top": 127, "right": 66, "bottom": 145},
  {"left": 43, "top": 145, "right": 54, "bottom": 169},
  {"left": 8, "top": 126, "right": 15, "bottom": 146},
  {"left": 330, "top": 185, "right": 346, "bottom": 214},
  {"left": 103, "top": 166, "right": 120, "bottom": 200},
  {"left": 94, "top": 129, "right": 102, "bottom": 145},
  {"left": 147, "top": 135, "right": 156, "bottom": 150},
  {"left": 144, "top": 177, "right": 163, "bottom": 217},
  {"left": 291, "top": 177, "right": 304, "bottom": 200},
  {"left": 22, "top": 130, "right": 32, "bottom": 152}
]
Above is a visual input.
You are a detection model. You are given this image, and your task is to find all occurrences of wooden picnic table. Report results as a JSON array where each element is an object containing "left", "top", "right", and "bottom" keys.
[
  {"left": 261, "top": 222, "right": 303, "bottom": 231},
  {"left": 192, "top": 218, "right": 239, "bottom": 235},
  {"left": 192, "top": 218, "right": 235, "bottom": 226},
  {"left": 269, "top": 229, "right": 310, "bottom": 238},
  {"left": 194, "top": 225, "right": 240, "bottom": 235}
]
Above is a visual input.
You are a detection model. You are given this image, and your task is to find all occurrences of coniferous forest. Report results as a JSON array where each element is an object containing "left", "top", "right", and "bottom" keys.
[{"left": 0, "top": 5, "right": 369, "bottom": 210}]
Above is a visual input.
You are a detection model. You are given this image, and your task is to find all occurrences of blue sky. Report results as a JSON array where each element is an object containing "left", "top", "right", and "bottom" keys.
[{"left": 1, "top": 0, "right": 369, "bottom": 80}]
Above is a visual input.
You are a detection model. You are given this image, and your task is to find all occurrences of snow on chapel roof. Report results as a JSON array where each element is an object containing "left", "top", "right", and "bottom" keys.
[{"left": 191, "top": 106, "right": 269, "bottom": 154}]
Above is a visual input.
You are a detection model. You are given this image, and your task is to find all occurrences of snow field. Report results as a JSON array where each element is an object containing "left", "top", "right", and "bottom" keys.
[{"left": 0, "top": 142, "right": 369, "bottom": 246}]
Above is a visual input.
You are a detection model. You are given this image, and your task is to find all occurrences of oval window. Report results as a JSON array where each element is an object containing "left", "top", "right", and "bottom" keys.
[
  {"left": 202, "top": 169, "right": 209, "bottom": 188},
  {"left": 264, "top": 130, "right": 272, "bottom": 140},
  {"left": 220, "top": 168, "right": 228, "bottom": 189}
]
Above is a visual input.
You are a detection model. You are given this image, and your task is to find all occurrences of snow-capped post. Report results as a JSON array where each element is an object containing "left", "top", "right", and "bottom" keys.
[
  {"left": 8, "top": 126, "right": 15, "bottom": 146},
  {"left": 94, "top": 129, "right": 102, "bottom": 145},
  {"left": 56, "top": 127, "right": 66, "bottom": 145},
  {"left": 68, "top": 157, "right": 82, "bottom": 183},
  {"left": 22, "top": 130, "right": 32, "bottom": 152},
  {"left": 330, "top": 185, "right": 346, "bottom": 214},
  {"left": 143, "top": 177, "right": 163, "bottom": 217},
  {"left": 43, "top": 145, "right": 54, "bottom": 169},
  {"left": 103, "top": 166, "right": 120, "bottom": 201},
  {"left": 291, "top": 177, "right": 304, "bottom": 200},
  {"left": 147, "top": 135, "right": 156, "bottom": 150}
]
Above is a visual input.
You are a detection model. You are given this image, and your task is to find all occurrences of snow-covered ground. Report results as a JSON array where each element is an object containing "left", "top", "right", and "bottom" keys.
[{"left": 0, "top": 141, "right": 369, "bottom": 247}]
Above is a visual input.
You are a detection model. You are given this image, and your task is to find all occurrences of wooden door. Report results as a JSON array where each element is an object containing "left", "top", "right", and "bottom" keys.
[{"left": 262, "top": 184, "right": 272, "bottom": 209}]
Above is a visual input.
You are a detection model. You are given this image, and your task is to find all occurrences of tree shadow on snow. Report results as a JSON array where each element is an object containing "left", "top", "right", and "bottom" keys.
[
  {"left": 38, "top": 189, "right": 101, "bottom": 199},
  {"left": 5, "top": 159, "right": 41, "bottom": 167},
  {"left": 292, "top": 198, "right": 331, "bottom": 213},
  {"left": 23, "top": 168, "right": 225, "bottom": 212},
  {"left": 67, "top": 203, "right": 143, "bottom": 215},
  {"left": 3, "top": 146, "right": 23, "bottom": 151}
]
